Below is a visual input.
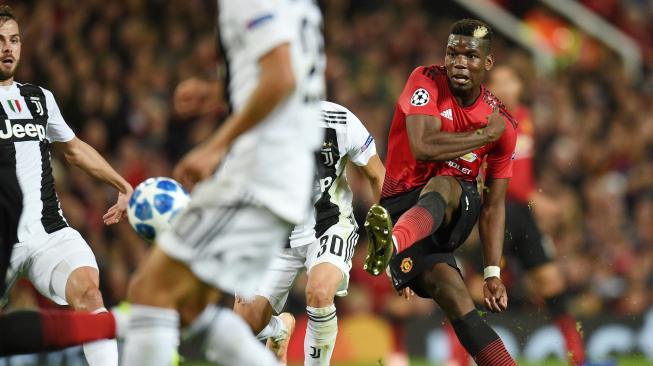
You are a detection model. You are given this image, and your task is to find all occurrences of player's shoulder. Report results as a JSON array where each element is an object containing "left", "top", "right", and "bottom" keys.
[
  {"left": 320, "top": 100, "right": 360, "bottom": 127},
  {"left": 408, "top": 64, "right": 447, "bottom": 82},
  {"left": 481, "top": 87, "right": 518, "bottom": 131},
  {"left": 13, "top": 82, "right": 53, "bottom": 99}
]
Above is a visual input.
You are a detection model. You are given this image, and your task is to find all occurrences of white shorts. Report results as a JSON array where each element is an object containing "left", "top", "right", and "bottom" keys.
[
  {"left": 6, "top": 227, "right": 98, "bottom": 305},
  {"left": 158, "top": 188, "right": 292, "bottom": 300},
  {"left": 257, "top": 220, "right": 359, "bottom": 314}
]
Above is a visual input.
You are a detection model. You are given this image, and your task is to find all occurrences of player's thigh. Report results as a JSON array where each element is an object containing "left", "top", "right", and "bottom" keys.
[
  {"left": 158, "top": 198, "right": 292, "bottom": 301},
  {"left": 22, "top": 228, "right": 98, "bottom": 305},
  {"left": 128, "top": 246, "right": 208, "bottom": 309},
  {"left": 422, "top": 176, "right": 464, "bottom": 223},
  {"left": 305, "top": 221, "right": 358, "bottom": 303},
  {"left": 254, "top": 246, "right": 307, "bottom": 315}
]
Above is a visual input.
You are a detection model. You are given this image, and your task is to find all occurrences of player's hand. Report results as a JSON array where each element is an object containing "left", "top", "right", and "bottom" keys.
[
  {"left": 173, "top": 143, "right": 227, "bottom": 190},
  {"left": 483, "top": 277, "right": 508, "bottom": 312},
  {"left": 483, "top": 109, "right": 506, "bottom": 142},
  {"left": 103, "top": 187, "right": 133, "bottom": 225}
]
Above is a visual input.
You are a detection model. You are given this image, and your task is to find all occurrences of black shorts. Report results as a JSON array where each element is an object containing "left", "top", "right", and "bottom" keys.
[
  {"left": 0, "top": 166, "right": 22, "bottom": 297},
  {"left": 382, "top": 179, "right": 481, "bottom": 298},
  {"left": 504, "top": 200, "right": 553, "bottom": 270}
]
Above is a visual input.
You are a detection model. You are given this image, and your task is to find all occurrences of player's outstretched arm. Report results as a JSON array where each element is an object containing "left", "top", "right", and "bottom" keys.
[
  {"left": 173, "top": 43, "right": 295, "bottom": 187},
  {"left": 406, "top": 110, "right": 505, "bottom": 161},
  {"left": 357, "top": 154, "right": 385, "bottom": 203},
  {"left": 56, "top": 137, "right": 133, "bottom": 225},
  {"left": 479, "top": 177, "right": 509, "bottom": 313}
]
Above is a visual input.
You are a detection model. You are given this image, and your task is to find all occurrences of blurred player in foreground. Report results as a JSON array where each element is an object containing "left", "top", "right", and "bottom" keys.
[
  {"left": 364, "top": 19, "right": 517, "bottom": 365},
  {"left": 122, "top": 0, "right": 325, "bottom": 364},
  {"left": 234, "top": 101, "right": 385, "bottom": 365},
  {"left": 488, "top": 65, "right": 587, "bottom": 365},
  {"left": 0, "top": 6, "right": 130, "bottom": 364}
]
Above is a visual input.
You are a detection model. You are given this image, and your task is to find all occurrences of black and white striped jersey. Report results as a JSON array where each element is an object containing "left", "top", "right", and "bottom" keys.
[
  {"left": 289, "top": 101, "right": 377, "bottom": 247},
  {"left": 0, "top": 82, "right": 74, "bottom": 242}
]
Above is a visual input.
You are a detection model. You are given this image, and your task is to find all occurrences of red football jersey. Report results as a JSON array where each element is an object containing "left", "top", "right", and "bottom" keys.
[
  {"left": 381, "top": 65, "right": 517, "bottom": 198},
  {"left": 506, "top": 105, "right": 536, "bottom": 203}
]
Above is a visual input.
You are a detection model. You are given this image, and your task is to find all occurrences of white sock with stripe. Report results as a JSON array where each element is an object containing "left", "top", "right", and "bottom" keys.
[
  {"left": 305, "top": 304, "right": 338, "bottom": 366},
  {"left": 257, "top": 315, "right": 287, "bottom": 341}
]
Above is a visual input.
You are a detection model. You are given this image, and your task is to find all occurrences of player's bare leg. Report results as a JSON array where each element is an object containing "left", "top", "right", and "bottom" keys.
[
  {"left": 304, "top": 262, "right": 342, "bottom": 365},
  {"left": 234, "top": 295, "right": 275, "bottom": 334},
  {"left": 416, "top": 263, "right": 516, "bottom": 366},
  {"left": 530, "top": 263, "right": 586, "bottom": 366},
  {"left": 365, "top": 176, "right": 460, "bottom": 276},
  {"left": 124, "top": 247, "right": 280, "bottom": 366},
  {"left": 234, "top": 295, "right": 296, "bottom": 365},
  {"left": 64, "top": 266, "right": 118, "bottom": 366}
]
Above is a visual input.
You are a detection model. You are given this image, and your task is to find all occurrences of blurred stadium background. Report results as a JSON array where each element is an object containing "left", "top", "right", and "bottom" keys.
[{"left": 2, "top": 0, "right": 653, "bottom": 365}]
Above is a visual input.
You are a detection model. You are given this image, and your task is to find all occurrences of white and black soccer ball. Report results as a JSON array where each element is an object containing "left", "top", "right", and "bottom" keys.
[{"left": 127, "top": 177, "right": 190, "bottom": 242}]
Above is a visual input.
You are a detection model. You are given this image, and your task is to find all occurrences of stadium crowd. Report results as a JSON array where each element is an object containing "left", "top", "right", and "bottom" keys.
[{"left": 5, "top": 0, "right": 653, "bottom": 339}]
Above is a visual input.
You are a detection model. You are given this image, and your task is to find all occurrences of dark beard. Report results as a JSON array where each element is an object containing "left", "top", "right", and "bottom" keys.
[{"left": 0, "top": 67, "right": 16, "bottom": 82}]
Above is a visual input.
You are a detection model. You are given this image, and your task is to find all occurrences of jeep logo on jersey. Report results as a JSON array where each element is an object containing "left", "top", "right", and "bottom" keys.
[
  {"left": 0, "top": 119, "right": 46, "bottom": 141},
  {"left": 410, "top": 88, "right": 430, "bottom": 106}
]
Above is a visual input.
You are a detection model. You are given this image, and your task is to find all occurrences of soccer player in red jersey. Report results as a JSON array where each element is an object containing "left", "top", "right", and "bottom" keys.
[
  {"left": 363, "top": 19, "right": 517, "bottom": 365},
  {"left": 488, "top": 65, "right": 587, "bottom": 366}
]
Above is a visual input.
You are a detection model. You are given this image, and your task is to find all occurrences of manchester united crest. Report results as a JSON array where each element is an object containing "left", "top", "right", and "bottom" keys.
[{"left": 400, "top": 257, "right": 413, "bottom": 273}]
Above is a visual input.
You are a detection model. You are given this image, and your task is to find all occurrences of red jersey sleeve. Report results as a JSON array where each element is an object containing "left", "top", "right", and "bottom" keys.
[
  {"left": 485, "top": 120, "right": 517, "bottom": 179},
  {"left": 398, "top": 66, "right": 439, "bottom": 117}
]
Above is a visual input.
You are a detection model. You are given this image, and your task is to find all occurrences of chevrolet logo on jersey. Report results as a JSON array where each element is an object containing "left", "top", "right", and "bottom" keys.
[
  {"left": 459, "top": 152, "right": 478, "bottom": 162},
  {"left": 0, "top": 119, "right": 46, "bottom": 142}
]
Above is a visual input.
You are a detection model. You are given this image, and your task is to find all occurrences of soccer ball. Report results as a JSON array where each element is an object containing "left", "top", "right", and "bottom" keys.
[{"left": 127, "top": 177, "right": 190, "bottom": 242}]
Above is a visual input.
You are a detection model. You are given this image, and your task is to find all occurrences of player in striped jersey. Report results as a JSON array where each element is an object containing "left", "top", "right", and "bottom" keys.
[
  {"left": 0, "top": 7, "right": 130, "bottom": 365},
  {"left": 234, "top": 101, "right": 385, "bottom": 365},
  {"left": 124, "top": 0, "right": 325, "bottom": 365}
]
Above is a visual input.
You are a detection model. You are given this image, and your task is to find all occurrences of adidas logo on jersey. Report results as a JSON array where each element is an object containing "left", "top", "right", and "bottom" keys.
[
  {"left": 440, "top": 108, "right": 453, "bottom": 121},
  {"left": 0, "top": 119, "right": 46, "bottom": 141}
]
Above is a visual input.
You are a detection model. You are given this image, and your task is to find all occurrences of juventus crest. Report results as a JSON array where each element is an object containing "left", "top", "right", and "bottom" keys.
[{"left": 29, "top": 96, "right": 44, "bottom": 116}]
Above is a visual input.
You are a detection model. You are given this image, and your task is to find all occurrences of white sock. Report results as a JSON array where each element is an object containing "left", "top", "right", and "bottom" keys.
[
  {"left": 256, "top": 315, "right": 287, "bottom": 341},
  {"left": 205, "top": 307, "right": 280, "bottom": 366},
  {"left": 183, "top": 304, "right": 219, "bottom": 340},
  {"left": 82, "top": 307, "right": 118, "bottom": 366},
  {"left": 122, "top": 304, "right": 180, "bottom": 366},
  {"left": 305, "top": 304, "right": 338, "bottom": 366}
]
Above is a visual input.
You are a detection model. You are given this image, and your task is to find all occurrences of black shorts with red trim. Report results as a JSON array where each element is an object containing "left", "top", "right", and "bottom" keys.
[{"left": 382, "top": 178, "right": 481, "bottom": 298}]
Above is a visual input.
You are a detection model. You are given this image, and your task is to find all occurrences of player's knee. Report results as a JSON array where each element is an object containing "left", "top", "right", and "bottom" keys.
[
  {"left": 65, "top": 267, "right": 103, "bottom": 310},
  {"left": 423, "top": 176, "right": 452, "bottom": 197},
  {"left": 305, "top": 284, "right": 335, "bottom": 308},
  {"left": 69, "top": 281, "right": 104, "bottom": 311}
]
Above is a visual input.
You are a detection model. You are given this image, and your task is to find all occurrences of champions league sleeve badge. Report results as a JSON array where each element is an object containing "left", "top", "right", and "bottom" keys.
[{"left": 410, "top": 88, "right": 430, "bottom": 106}]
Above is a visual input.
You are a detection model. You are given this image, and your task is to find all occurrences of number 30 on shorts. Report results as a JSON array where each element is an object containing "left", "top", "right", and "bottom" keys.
[{"left": 317, "top": 234, "right": 344, "bottom": 258}]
